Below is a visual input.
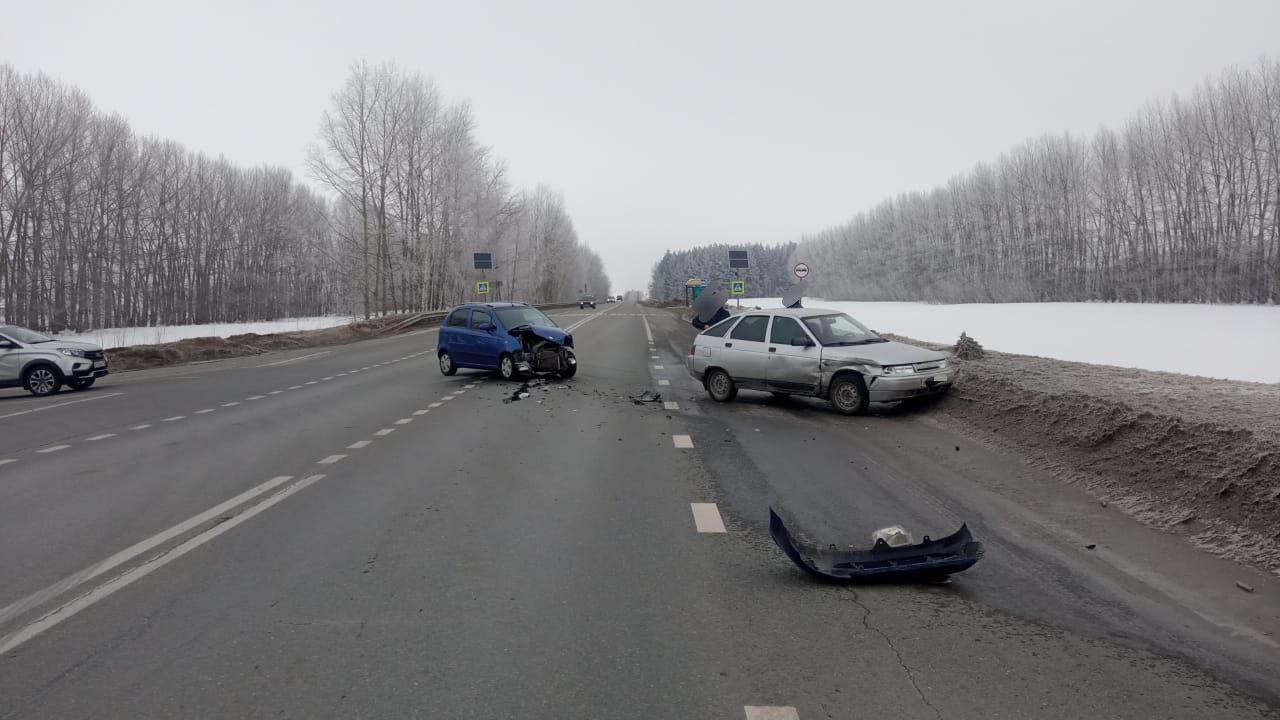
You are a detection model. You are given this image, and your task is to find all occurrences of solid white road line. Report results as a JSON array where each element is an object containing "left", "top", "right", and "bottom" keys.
[
  {"left": 374, "top": 428, "right": 395, "bottom": 436},
  {"left": 690, "top": 503, "right": 726, "bottom": 533},
  {"left": 413, "top": 409, "right": 430, "bottom": 416},
  {"left": 86, "top": 433, "right": 117, "bottom": 441},
  {"left": 318, "top": 454, "right": 347, "bottom": 465},
  {"left": 163, "top": 416, "right": 186, "bottom": 422},
  {"left": 658, "top": 379, "right": 671, "bottom": 386},
  {"left": 0, "top": 392, "right": 125, "bottom": 420},
  {"left": 664, "top": 401, "right": 680, "bottom": 411},
  {"left": 0, "top": 474, "right": 299, "bottom": 628},
  {"left": 256, "top": 350, "right": 331, "bottom": 368},
  {"left": 195, "top": 408, "right": 215, "bottom": 414},
  {"left": 0, "top": 475, "right": 324, "bottom": 656},
  {"left": 222, "top": 401, "right": 240, "bottom": 407},
  {"left": 394, "top": 418, "right": 413, "bottom": 425},
  {"left": 673, "top": 434, "right": 694, "bottom": 448},
  {"left": 744, "top": 707, "right": 799, "bottom": 720},
  {"left": 429, "top": 402, "right": 443, "bottom": 408},
  {"left": 347, "top": 440, "right": 373, "bottom": 449},
  {"left": 130, "top": 424, "right": 152, "bottom": 430}
]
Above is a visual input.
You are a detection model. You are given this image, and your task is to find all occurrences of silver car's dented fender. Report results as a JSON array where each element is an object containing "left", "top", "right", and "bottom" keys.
[{"left": 820, "top": 354, "right": 954, "bottom": 402}]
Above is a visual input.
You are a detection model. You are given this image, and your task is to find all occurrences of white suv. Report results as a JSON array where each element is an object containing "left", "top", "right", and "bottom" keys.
[{"left": 0, "top": 325, "right": 109, "bottom": 396}]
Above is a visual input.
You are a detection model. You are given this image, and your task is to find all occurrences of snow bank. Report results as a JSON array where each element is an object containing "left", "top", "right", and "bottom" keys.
[
  {"left": 741, "top": 299, "right": 1280, "bottom": 384},
  {"left": 53, "top": 316, "right": 355, "bottom": 350}
]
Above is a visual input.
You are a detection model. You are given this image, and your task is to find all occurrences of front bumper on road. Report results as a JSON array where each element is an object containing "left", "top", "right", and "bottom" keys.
[{"left": 866, "top": 368, "right": 953, "bottom": 402}]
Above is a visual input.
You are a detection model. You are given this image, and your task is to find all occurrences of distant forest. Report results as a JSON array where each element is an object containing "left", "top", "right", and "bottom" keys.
[
  {"left": 0, "top": 61, "right": 608, "bottom": 332},
  {"left": 649, "top": 243, "right": 797, "bottom": 300},
  {"left": 792, "top": 60, "right": 1280, "bottom": 304}
]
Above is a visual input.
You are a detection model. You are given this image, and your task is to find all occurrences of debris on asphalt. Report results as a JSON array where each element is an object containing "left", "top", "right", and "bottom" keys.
[
  {"left": 953, "top": 331, "right": 985, "bottom": 359},
  {"left": 630, "top": 390, "right": 663, "bottom": 404},
  {"left": 1085, "top": 543, "right": 1097, "bottom": 550},
  {"left": 1236, "top": 581, "right": 1255, "bottom": 593},
  {"left": 769, "top": 508, "right": 983, "bottom": 581},
  {"left": 871, "top": 526, "right": 914, "bottom": 548}
]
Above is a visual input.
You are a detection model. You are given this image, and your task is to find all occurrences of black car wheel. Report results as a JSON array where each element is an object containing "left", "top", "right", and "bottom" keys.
[
  {"left": 499, "top": 354, "right": 517, "bottom": 381},
  {"left": 438, "top": 350, "right": 457, "bottom": 376},
  {"left": 23, "top": 365, "right": 62, "bottom": 397},
  {"left": 829, "top": 374, "right": 869, "bottom": 415},
  {"left": 66, "top": 378, "right": 95, "bottom": 391},
  {"left": 706, "top": 369, "right": 737, "bottom": 402}
]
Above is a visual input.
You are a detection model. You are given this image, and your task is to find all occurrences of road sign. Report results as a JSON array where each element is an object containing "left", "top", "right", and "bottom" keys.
[
  {"left": 473, "top": 252, "right": 493, "bottom": 270},
  {"left": 476, "top": 280, "right": 491, "bottom": 295},
  {"left": 730, "top": 279, "right": 746, "bottom": 296},
  {"left": 728, "top": 250, "right": 749, "bottom": 269},
  {"left": 793, "top": 262, "right": 810, "bottom": 279}
]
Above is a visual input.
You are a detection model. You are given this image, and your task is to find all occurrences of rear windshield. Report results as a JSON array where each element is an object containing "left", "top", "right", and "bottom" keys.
[
  {"left": 495, "top": 306, "right": 557, "bottom": 329},
  {"left": 701, "top": 317, "right": 734, "bottom": 338}
]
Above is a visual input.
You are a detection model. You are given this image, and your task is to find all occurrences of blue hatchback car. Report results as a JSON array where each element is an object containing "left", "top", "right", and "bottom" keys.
[{"left": 437, "top": 302, "right": 577, "bottom": 381}]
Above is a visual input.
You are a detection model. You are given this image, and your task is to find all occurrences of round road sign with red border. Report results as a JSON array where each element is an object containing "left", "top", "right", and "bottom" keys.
[{"left": 793, "top": 263, "right": 810, "bottom": 279}]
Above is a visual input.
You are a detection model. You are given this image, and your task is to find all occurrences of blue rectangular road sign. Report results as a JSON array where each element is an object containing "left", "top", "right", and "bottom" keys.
[
  {"left": 473, "top": 252, "right": 493, "bottom": 270},
  {"left": 728, "top": 250, "right": 749, "bottom": 269}
]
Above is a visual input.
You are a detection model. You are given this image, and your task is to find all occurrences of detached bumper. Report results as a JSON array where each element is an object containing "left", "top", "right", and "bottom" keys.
[{"left": 867, "top": 369, "right": 953, "bottom": 402}]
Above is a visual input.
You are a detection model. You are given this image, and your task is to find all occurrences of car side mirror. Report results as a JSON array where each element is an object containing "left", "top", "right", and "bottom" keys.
[
  {"left": 791, "top": 337, "right": 814, "bottom": 347},
  {"left": 477, "top": 322, "right": 494, "bottom": 332}
]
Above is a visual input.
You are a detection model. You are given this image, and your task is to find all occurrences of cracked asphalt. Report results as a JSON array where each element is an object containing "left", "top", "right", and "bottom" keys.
[{"left": 0, "top": 303, "right": 1276, "bottom": 719}]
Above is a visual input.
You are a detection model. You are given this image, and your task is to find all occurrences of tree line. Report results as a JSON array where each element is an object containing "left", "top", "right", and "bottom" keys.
[
  {"left": 0, "top": 61, "right": 608, "bottom": 332},
  {"left": 649, "top": 242, "right": 797, "bottom": 300},
  {"left": 308, "top": 61, "right": 608, "bottom": 318},
  {"left": 792, "top": 60, "right": 1280, "bottom": 304}
]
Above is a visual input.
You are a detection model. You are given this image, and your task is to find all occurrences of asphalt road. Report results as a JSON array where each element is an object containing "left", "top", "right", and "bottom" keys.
[{"left": 0, "top": 303, "right": 1276, "bottom": 719}]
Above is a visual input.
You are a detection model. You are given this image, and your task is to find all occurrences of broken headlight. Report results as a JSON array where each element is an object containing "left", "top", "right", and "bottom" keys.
[{"left": 882, "top": 364, "right": 915, "bottom": 375}]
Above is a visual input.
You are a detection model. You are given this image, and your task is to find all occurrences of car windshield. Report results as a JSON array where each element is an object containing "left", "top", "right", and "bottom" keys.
[
  {"left": 800, "top": 313, "right": 885, "bottom": 346},
  {"left": 0, "top": 325, "right": 54, "bottom": 344},
  {"left": 495, "top": 306, "right": 558, "bottom": 329}
]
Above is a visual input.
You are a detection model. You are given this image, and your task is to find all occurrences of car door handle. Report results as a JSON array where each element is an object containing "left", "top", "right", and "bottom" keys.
[
  {"left": 768, "top": 347, "right": 777, "bottom": 352},
  {"left": 724, "top": 342, "right": 733, "bottom": 348}
]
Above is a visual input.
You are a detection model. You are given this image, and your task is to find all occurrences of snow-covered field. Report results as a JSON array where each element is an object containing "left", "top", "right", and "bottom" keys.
[
  {"left": 740, "top": 299, "right": 1280, "bottom": 384},
  {"left": 52, "top": 316, "right": 355, "bottom": 350}
]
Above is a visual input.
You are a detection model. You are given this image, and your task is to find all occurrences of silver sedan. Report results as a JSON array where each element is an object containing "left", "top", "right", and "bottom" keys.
[{"left": 685, "top": 308, "right": 953, "bottom": 415}]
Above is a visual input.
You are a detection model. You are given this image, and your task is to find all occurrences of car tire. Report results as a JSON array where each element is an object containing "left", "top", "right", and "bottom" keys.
[
  {"left": 829, "top": 374, "right": 869, "bottom": 416},
  {"left": 438, "top": 350, "right": 457, "bottom": 376},
  {"left": 558, "top": 361, "right": 577, "bottom": 379},
  {"left": 498, "top": 354, "right": 517, "bottom": 381},
  {"left": 66, "top": 378, "right": 95, "bottom": 391},
  {"left": 705, "top": 369, "right": 737, "bottom": 402},
  {"left": 23, "top": 365, "right": 62, "bottom": 397}
]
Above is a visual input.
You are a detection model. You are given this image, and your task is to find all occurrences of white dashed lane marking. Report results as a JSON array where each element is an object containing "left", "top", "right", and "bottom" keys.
[
  {"left": 347, "top": 440, "right": 373, "bottom": 449},
  {"left": 86, "top": 433, "right": 117, "bottom": 441},
  {"left": 653, "top": 365, "right": 665, "bottom": 370},
  {"left": 744, "top": 707, "right": 799, "bottom": 720},
  {"left": 305, "top": 381, "right": 317, "bottom": 385},
  {"left": 163, "top": 416, "right": 185, "bottom": 422},
  {"left": 658, "top": 380, "right": 671, "bottom": 386},
  {"left": 673, "top": 434, "right": 694, "bottom": 448},
  {"left": 246, "top": 395, "right": 265, "bottom": 401},
  {"left": 374, "top": 428, "right": 395, "bottom": 437},
  {"left": 413, "top": 410, "right": 429, "bottom": 416},
  {"left": 690, "top": 503, "right": 726, "bottom": 533},
  {"left": 222, "top": 402, "right": 240, "bottom": 407},
  {"left": 0, "top": 459, "right": 17, "bottom": 466},
  {"left": 195, "top": 409, "right": 215, "bottom": 414},
  {"left": 442, "top": 396, "right": 456, "bottom": 402},
  {"left": 269, "top": 390, "right": 283, "bottom": 395},
  {"left": 317, "top": 454, "right": 347, "bottom": 465},
  {"left": 36, "top": 445, "right": 71, "bottom": 454},
  {"left": 130, "top": 424, "right": 152, "bottom": 431},
  {"left": 664, "top": 401, "right": 680, "bottom": 411},
  {"left": 289, "top": 385, "right": 303, "bottom": 390},
  {"left": 394, "top": 418, "right": 413, "bottom": 425}
]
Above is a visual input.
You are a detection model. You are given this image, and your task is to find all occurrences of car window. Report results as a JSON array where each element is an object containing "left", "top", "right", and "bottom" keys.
[
  {"left": 770, "top": 316, "right": 809, "bottom": 345},
  {"left": 445, "top": 309, "right": 470, "bottom": 327},
  {"left": 470, "top": 309, "right": 493, "bottom": 329},
  {"left": 701, "top": 317, "right": 735, "bottom": 338},
  {"left": 729, "top": 315, "right": 769, "bottom": 342}
]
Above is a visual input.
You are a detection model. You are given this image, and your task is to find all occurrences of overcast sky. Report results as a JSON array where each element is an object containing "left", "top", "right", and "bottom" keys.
[{"left": 4, "top": 0, "right": 1278, "bottom": 292}]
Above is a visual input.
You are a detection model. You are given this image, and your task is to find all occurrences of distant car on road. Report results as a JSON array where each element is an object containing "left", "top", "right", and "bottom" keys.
[
  {"left": 579, "top": 295, "right": 596, "bottom": 309},
  {"left": 605, "top": 296, "right": 615, "bottom": 303},
  {"left": 0, "top": 325, "right": 110, "bottom": 397},
  {"left": 685, "top": 308, "right": 952, "bottom": 415},
  {"left": 437, "top": 303, "right": 577, "bottom": 381}
]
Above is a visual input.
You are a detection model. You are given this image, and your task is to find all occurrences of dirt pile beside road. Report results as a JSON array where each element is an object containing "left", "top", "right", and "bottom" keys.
[
  {"left": 107, "top": 315, "right": 430, "bottom": 371},
  {"left": 917, "top": 338, "right": 1280, "bottom": 573}
]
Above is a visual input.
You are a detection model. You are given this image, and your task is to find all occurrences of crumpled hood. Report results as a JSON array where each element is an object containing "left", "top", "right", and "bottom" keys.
[
  {"left": 508, "top": 324, "right": 569, "bottom": 346},
  {"left": 822, "top": 340, "right": 945, "bottom": 367}
]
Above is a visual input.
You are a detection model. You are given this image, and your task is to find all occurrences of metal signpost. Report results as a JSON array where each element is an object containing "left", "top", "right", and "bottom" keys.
[{"left": 729, "top": 250, "right": 749, "bottom": 307}]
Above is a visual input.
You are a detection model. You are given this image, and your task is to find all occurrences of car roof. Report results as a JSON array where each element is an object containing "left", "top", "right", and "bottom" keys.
[
  {"left": 456, "top": 302, "right": 528, "bottom": 309},
  {"left": 737, "top": 307, "right": 843, "bottom": 319}
]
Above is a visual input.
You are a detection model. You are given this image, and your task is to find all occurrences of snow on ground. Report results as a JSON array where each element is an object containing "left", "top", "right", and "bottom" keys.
[
  {"left": 740, "top": 299, "right": 1280, "bottom": 384},
  {"left": 52, "top": 316, "right": 355, "bottom": 350}
]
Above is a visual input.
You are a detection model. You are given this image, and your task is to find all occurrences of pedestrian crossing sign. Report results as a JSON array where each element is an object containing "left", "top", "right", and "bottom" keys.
[
  {"left": 730, "top": 280, "right": 746, "bottom": 296},
  {"left": 476, "top": 280, "right": 491, "bottom": 295}
]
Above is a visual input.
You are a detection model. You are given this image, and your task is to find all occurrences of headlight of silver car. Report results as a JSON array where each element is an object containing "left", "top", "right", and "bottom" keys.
[
  {"left": 882, "top": 364, "right": 915, "bottom": 375},
  {"left": 58, "top": 348, "right": 87, "bottom": 358}
]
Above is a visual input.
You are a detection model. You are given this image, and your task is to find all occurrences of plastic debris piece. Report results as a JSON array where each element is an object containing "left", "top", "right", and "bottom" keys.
[{"left": 871, "top": 526, "right": 914, "bottom": 548}]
